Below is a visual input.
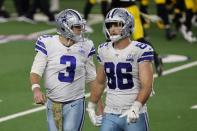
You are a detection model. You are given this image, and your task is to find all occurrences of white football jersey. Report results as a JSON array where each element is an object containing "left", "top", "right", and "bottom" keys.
[
  {"left": 97, "top": 41, "right": 154, "bottom": 114},
  {"left": 31, "top": 35, "right": 96, "bottom": 102}
]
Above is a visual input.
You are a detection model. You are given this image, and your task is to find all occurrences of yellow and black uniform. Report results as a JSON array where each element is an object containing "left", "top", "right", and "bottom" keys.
[
  {"left": 155, "top": 0, "right": 176, "bottom": 40},
  {"left": 0, "top": 0, "right": 10, "bottom": 18},
  {"left": 13, "top": 0, "right": 30, "bottom": 17},
  {"left": 139, "top": 0, "right": 150, "bottom": 29},
  {"left": 139, "top": 0, "right": 176, "bottom": 40},
  {"left": 184, "top": 0, "right": 196, "bottom": 31},
  {"left": 155, "top": 0, "right": 170, "bottom": 26},
  {"left": 84, "top": 0, "right": 109, "bottom": 20},
  {"left": 193, "top": 0, "right": 197, "bottom": 25},
  {"left": 173, "top": 0, "right": 197, "bottom": 42},
  {"left": 174, "top": 0, "right": 196, "bottom": 31}
]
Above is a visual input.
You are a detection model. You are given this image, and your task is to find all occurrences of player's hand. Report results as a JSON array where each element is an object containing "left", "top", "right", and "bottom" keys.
[
  {"left": 33, "top": 87, "right": 45, "bottom": 105},
  {"left": 86, "top": 101, "right": 102, "bottom": 126},
  {"left": 95, "top": 115, "right": 103, "bottom": 126},
  {"left": 119, "top": 101, "right": 142, "bottom": 123}
]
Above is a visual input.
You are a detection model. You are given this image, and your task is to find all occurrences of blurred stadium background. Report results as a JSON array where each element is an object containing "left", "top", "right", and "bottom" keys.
[{"left": 0, "top": 0, "right": 197, "bottom": 131}]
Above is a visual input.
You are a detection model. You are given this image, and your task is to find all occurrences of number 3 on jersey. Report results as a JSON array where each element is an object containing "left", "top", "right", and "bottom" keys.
[
  {"left": 104, "top": 62, "right": 134, "bottom": 90},
  {"left": 58, "top": 55, "right": 76, "bottom": 83}
]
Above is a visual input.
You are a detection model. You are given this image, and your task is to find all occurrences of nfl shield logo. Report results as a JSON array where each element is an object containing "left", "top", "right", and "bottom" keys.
[{"left": 126, "top": 54, "right": 134, "bottom": 62}]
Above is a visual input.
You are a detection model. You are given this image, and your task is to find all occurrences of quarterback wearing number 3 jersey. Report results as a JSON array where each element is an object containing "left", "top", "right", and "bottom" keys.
[
  {"left": 30, "top": 9, "right": 103, "bottom": 131},
  {"left": 87, "top": 8, "right": 154, "bottom": 131},
  {"left": 32, "top": 35, "right": 96, "bottom": 102}
]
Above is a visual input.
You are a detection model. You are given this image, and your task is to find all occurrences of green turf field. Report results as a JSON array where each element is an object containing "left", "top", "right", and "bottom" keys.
[{"left": 0, "top": 0, "right": 197, "bottom": 131}]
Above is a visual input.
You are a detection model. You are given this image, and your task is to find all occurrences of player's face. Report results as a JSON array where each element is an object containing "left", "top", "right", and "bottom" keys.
[
  {"left": 71, "top": 25, "right": 83, "bottom": 35},
  {"left": 106, "top": 22, "right": 123, "bottom": 36}
]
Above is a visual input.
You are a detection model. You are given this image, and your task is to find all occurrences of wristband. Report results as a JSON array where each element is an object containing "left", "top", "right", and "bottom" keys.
[
  {"left": 88, "top": 101, "right": 96, "bottom": 109},
  {"left": 133, "top": 101, "right": 142, "bottom": 109},
  {"left": 31, "top": 84, "right": 40, "bottom": 91}
]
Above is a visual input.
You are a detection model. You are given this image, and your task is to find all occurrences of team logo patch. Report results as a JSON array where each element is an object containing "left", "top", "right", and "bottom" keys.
[
  {"left": 78, "top": 49, "right": 86, "bottom": 55},
  {"left": 0, "top": 34, "right": 36, "bottom": 44},
  {"left": 126, "top": 54, "right": 134, "bottom": 62}
]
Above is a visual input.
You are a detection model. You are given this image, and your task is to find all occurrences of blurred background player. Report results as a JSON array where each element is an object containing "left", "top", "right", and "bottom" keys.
[
  {"left": 173, "top": 0, "right": 197, "bottom": 43},
  {"left": 50, "top": 0, "right": 59, "bottom": 14},
  {"left": 0, "top": 0, "right": 10, "bottom": 22},
  {"left": 18, "top": 0, "right": 55, "bottom": 24},
  {"left": 139, "top": 0, "right": 150, "bottom": 33},
  {"left": 13, "top": 0, "right": 30, "bottom": 17},
  {"left": 139, "top": 0, "right": 176, "bottom": 40},
  {"left": 191, "top": 0, "right": 197, "bottom": 27},
  {"left": 154, "top": 0, "right": 176, "bottom": 40},
  {"left": 83, "top": 0, "right": 110, "bottom": 33},
  {"left": 110, "top": 0, "right": 163, "bottom": 76}
]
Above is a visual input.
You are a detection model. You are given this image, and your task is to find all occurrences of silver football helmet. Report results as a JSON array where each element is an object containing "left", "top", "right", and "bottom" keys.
[
  {"left": 103, "top": 8, "right": 134, "bottom": 42},
  {"left": 55, "top": 9, "right": 86, "bottom": 42}
]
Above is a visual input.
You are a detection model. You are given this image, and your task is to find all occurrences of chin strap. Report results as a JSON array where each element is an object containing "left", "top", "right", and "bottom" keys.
[{"left": 110, "top": 35, "right": 121, "bottom": 42}]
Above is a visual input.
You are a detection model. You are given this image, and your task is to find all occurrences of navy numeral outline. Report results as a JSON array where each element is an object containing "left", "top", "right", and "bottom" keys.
[{"left": 136, "top": 43, "right": 147, "bottom": 49}]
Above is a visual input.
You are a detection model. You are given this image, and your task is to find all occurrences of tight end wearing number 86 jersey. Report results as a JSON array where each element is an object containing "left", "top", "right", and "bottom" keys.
[{"left": 97, "top": 40, "right": 154, "bottom": 114}]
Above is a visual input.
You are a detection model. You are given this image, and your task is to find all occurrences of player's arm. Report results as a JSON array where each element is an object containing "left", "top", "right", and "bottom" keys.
[
  {"left": 136, "top": 44, "right": 154, "bottom": 104},
  {"left": 85, "top": 52, "right": 105, "bottom": 111},
  {"left": 90, "top": 64, "right": 106, "bottom": 104},
  {"left": 30, "top": 50, "right": 47, "bottom": 104},
  {"left": 137, "top": 61, "right": 153, "bottom": 104},
  {"left": 88, "top": 79, "right": 104, "bottom": 115},
  {"left": 86, "top": 64, "right": 106, "bottom": 126},
  {"left": 30, "top": 73, "right": 45, "bottom": 105},
  {"left": 85, "top": 44, "right": 106, "bottom": 103}
]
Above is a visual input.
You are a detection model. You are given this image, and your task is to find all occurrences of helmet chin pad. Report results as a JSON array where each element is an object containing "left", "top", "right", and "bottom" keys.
[{"left": 110, "top": 35, "right": 122, "bottom": 42}]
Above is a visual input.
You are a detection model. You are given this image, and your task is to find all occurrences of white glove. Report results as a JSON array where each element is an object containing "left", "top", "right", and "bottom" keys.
[
  {"left": 95, "top": 115, "right": 103, "bottom": 126},
  {"left": 119, "top": 101, "right": 142, "bottom": 123},
  {"left": 86, "top": 102, "right": 102, "bottom": 126}
]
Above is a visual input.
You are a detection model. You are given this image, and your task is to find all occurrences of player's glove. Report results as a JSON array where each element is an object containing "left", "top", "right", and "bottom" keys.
[
  {"left": 86, "top": 101, "right": 102, "bottom": 126},
  {"left": 119, "top": 101, "right": 142, "bottom": 123},
  {"left": 94, "top": 115, "right": 102, "bottom": 126}
]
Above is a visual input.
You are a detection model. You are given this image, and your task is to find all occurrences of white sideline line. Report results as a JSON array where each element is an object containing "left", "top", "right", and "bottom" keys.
[
  {"left": 0, "top": 14, "right": 103, "bottom": 45},
  {"left": 191, "top": 105, "right": 197, "bottom": 109},
  {"left": 0, "top": 106, "right": 45, "bottom": 123},
  {"left": 0, "top": 61, "right": 197, "bottom": 123},
  {"left": 29, "top": 14, "right": 103, "bottom": 37},
  {"left": 160, "top": 61, "right": 197, "bottom": 76},
  {"left": 153, "top": 60, "right": 197, "bottom": 78},
  {"left": 0, "top": 93, "right": 90, "bottom": 123}
]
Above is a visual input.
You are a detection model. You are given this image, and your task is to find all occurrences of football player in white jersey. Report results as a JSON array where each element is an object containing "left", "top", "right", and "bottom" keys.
[
  {"left": 86, "top": 8, "right": 154, "bottom": 131},
  {"left": 30, "top": 9, "right": 103, "bottom": 131}
]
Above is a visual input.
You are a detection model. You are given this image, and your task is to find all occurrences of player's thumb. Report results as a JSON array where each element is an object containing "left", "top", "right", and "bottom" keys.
[{"left": 119, "top": 113, "right": 127, "bottom": 118}]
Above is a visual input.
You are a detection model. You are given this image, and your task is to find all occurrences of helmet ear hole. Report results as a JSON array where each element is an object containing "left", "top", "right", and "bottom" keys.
[
  {"left": 106, "top": 33, "right": 110, "bottom": 39},
  {"left": 61, "top": 28, "right": 65, "bottom": 31}
]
